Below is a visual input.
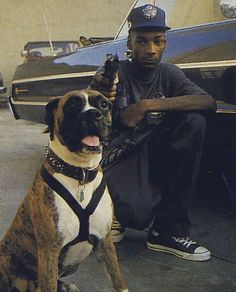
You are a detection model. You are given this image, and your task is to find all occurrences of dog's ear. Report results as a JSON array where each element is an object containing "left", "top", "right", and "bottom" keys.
[{"left": 45, "top": 96, "right": 60, "bottom": 140}]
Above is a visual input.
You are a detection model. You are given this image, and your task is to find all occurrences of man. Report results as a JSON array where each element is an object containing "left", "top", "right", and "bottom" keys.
[{"left": 91, "top": 4, "right": 216, "bottom": 261}]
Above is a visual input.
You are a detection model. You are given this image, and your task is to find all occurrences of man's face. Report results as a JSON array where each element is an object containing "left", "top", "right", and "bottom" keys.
[{"left": 128, "top": 30, "right": 166, "bottom": 70}]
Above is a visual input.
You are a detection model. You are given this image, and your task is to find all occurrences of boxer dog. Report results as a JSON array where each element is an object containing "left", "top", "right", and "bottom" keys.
[{"left": 0, "top": 89, "right": 128, "bottom": 291}]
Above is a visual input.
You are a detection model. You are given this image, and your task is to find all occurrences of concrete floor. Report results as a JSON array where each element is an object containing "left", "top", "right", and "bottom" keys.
[{"left": 0, "top": 103, "right": 236, "bottom": 292}]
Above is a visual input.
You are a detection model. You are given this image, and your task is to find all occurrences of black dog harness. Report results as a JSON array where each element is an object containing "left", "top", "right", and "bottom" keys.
[{"left": 40, "top": 166, "right": 106, "bottom": 246}]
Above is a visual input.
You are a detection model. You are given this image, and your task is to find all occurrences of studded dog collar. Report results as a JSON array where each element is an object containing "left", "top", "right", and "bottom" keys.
[{"left": 44, "top": 145, "right": 99, "bottom": 184}]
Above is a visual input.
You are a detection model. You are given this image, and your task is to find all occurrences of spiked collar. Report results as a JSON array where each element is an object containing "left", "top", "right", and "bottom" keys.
[{"left": 44, "top": 145, "right": 99, "bottom": 184}]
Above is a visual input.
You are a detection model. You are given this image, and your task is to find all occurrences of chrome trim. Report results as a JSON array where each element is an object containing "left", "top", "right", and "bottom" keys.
[
  {"left": 15, "top": 88, "right": 29, "bottom": 94},
  {"left": 176, "top": 60, "right": 236, "bottom": 69},
  {"left": 12, "top": 71, "right": 97, "bottom": 84},
  {"left": 10, "top": 100, "right": 47, "bottom": 106},
  {"left": 216, "top": 109, "right": 236, "bottom": 114},
  {"left": 12, "top": 60, "right": 236, "bottom": 86},
  {"left": 0, "top": 86, "right": 6, "bottom": 93},
  {"left": 8, "top": 96, "right": 15, "bottom": 116},
  {"left": 11, "top": 99, "right": 236, "bottom": 114}
]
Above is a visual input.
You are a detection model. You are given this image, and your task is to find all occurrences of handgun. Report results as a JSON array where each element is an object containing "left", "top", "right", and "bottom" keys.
[{"left": 102, "top": 54, "right": 119, "bottom": 86}]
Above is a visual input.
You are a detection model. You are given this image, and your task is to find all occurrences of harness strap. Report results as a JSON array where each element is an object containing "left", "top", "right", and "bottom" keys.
[{"left": 40, "top": 166, "right": 106, "bottom": 245}]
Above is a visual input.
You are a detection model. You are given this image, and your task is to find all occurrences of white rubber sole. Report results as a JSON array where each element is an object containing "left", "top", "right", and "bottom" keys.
[
  {"left": 111, "top": 230, "right": 125, "bottom": 243},
  {"left": 147, "top": 242, "right": 211, "bottom": 261}
]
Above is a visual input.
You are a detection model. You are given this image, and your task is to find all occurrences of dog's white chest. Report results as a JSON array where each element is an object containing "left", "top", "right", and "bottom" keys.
[{"left": 53, "top": 172, "right": 113, "bottom": 265}]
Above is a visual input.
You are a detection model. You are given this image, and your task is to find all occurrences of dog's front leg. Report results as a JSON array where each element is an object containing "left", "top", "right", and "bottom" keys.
[
  {"left": 28, "top": 187, "right": 61, "bottom": 291},
  {"left": 36, "top": 245, "right": 60, "bottom": 291},
  {"left": 95, "top": 234, "right": 129, "bottom": 292}
]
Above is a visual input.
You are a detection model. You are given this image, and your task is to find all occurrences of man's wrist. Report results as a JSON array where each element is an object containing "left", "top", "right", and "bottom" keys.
[{"left": 141, "top": 99, "right": 161, "bottom": 113}]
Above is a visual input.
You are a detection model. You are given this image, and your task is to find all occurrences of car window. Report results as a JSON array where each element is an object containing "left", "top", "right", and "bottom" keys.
[
  {"left": 22, "top": 41, "right": 80, "bottom": 63},
  {"left": 27, "top": 42, "right": 80, "bottom": 57},
  {"left": 115, "top": 0, "right": 235, "bottom": 39}
]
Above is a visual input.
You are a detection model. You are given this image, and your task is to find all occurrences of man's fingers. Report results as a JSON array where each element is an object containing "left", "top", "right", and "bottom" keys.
[
  {"left": 107, "top": 96, "right": 116, "bottom": 102},
  {"left": 98, "top": 90, "right": 117, "bottom": 99},
  {"left": 90, "top": 71, "right": 117, "bottom": 100},
  {"left": 92, "top": 72, "right": 117, "bottom": 88},
  {"left": 98, "top": 84, "right": 117, "bottom": 92},
  {"left": 91, "top": 80, "right": 117, "bottom": 99}
]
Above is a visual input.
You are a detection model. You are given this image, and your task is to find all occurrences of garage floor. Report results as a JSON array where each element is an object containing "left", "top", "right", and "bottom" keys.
[{"left": 0, "top": 103, "right": 235, "bottom": 292}]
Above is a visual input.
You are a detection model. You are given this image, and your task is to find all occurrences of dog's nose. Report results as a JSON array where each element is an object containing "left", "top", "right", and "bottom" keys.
[{"left": 87, "top": 109, "right": 103, "bottom": 120}]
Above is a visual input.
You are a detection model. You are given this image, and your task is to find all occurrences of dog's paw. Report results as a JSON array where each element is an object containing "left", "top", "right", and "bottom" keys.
[{"left": 57, "top": 280, "right": 79, "bottom": 292}]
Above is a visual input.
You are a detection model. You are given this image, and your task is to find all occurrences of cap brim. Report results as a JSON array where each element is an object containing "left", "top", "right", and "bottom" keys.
[{"left": 129, "top": 23, "right": 171, "bottom": 31}]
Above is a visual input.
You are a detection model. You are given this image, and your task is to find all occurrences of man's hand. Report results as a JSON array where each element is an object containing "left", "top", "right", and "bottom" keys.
[
  {"left": 90, "top": 71, "right": 117, "bottom": 102},
  {"left": 121, "top": 100, "right": 149, "bottom": 127}
]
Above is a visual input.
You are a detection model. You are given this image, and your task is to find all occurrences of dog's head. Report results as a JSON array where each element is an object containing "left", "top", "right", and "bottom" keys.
[{"left": 45, "top": 89, "right": 112, "bottom": 153}]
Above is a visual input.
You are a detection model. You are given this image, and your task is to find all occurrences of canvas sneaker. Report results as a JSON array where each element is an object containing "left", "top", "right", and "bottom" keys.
[
  {"left": 147, "top": 230, "right": 211, "bottom": 261},
  {"left": 110, "top": 217, "right": 125, "bottom": 243}
]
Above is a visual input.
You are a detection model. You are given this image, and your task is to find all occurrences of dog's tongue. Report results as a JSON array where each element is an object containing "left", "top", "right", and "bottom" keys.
[{"left": 82, "top": 136, "right": 100, "bottom": 147}]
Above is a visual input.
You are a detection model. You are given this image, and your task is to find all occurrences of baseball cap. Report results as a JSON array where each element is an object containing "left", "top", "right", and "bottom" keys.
[{"left": 128, "top": 4, "right": 171, "bottom": 31}]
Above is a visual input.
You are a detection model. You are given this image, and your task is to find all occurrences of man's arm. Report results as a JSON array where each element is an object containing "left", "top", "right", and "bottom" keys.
[
  {"left": 91, "top": 64, "right": 217, "bottom": 128},
  {"left": 121, "top": 94, "right": 216, "bottom": 127}
]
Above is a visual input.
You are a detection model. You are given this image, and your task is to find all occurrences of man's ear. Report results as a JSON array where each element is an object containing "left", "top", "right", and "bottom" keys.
[
  {"left": 45, "top": 96, "right": 60, "bottom": 140},
  {"left": 163, "top": 37, "right": 167, "bottom": 49},
  {"left": 127, "top": 40, "right": 132, "bottom": 50},
  {"left": 127, "top": 34, "right": 132, "bottom": 50}
]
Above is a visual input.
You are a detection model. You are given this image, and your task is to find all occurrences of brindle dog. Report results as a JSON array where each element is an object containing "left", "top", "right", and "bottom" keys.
[{"left": 0, "top": 89, "right": 128, "bottom": 292}]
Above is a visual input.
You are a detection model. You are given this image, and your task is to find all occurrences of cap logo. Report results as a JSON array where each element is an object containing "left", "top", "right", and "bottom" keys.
[{"left": 143, "top": 5, "right": 157, "bottom": 19}]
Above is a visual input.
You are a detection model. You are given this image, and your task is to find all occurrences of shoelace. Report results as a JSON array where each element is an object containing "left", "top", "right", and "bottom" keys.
[{"left": 172, "top": 237, "right": 196, "bottom": 248}]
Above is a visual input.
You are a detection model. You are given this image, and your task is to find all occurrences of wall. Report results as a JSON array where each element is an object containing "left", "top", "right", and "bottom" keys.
[
  {"left": 0, "top": 0, "right": 133, "bottom": 92},
  {"left": 169, "top": 0, "right": 226, "bottom": 28}
]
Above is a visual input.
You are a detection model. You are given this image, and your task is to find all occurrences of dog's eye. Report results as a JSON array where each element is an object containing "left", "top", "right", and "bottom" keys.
[
  {"left": 64, "top": 95, "right": 83, "bottom": 114},
  {"left": 65, "top": 103, "right": 77, "bottom": 113},
  {"left": 100, "top": 100, "right": 109, "bottom": 110}
]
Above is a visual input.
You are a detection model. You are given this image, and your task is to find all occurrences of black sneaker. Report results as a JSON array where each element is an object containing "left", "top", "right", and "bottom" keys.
[{"left": 147, "top": 230, "right": 211, "bottom": 261}]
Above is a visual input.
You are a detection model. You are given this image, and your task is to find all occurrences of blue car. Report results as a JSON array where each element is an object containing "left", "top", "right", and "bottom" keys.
[{"left": 9, "top": 0, "right": 236, "bottom": 122}]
